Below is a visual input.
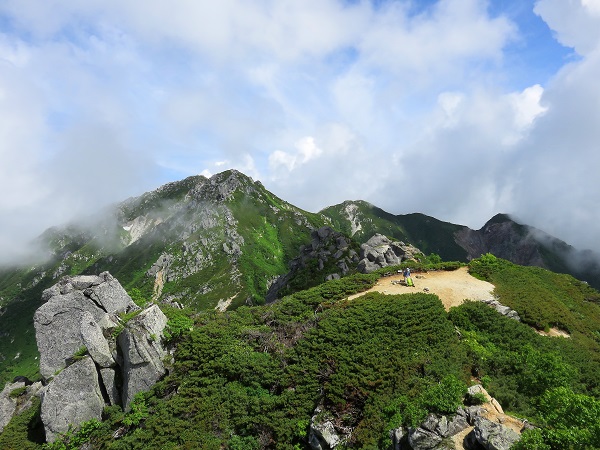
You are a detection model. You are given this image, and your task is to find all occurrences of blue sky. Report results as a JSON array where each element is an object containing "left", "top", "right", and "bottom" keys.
[{"left": 1, "top": 0, "right": 600, "bottom": 262}]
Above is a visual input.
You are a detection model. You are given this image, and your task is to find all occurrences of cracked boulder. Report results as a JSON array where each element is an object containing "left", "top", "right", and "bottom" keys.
[
  {"left": 34, "top": 272, "right": 138, "bottom": 380},
  {"left": 357, "top": 234, "right": 421, "bottom": 273},
  {"left": 40, "top": 356, "right": 105, "bottom": 443},
  {"left": 118, "top": 304, "right": 168, "bottom": 410}
]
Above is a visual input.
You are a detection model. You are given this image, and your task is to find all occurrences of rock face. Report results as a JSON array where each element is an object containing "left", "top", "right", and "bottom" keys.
[
  {"left": 406, "top": 410, "right": 470, "bottom": 450},
  {"left": 32, "top": 273, "right": 169, "bottom": 442},
  {"left": 468, "top": 417, "right": 520, "bottom": 450},
  {"left": 454, "top": 214, "right": 545, "bottom": 267},
  {"left": 357, "top": 234, "right": 421, "bottom": 273},
  {"left": 34, "top": 272, "right": 138, "bottom": 380},
  {"left": 266, "top": 226, "right": 359, "bottom": 302},
  {"left": 40, "top": 356, "right": 105, "bottom": 443},
  {"left": 118, "top": 305, "right": 168, "bottom": 410}
]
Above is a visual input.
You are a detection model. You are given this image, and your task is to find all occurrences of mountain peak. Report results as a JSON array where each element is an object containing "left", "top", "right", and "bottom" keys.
[
  {"left": 187, "top": 169, "right": 258, "bottom": 202},
  {"left": 484, "top": 213, "right": 515, "bottom": 226}
]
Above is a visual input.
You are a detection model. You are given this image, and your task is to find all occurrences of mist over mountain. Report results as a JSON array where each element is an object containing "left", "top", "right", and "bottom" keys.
[{"left": 1, "top": 169, "right": 600, "bottom": 448}]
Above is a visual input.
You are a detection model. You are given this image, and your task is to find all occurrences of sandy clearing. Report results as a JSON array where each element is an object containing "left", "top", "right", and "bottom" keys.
[
  {"left": 348, "top": 266, "right": 496, "bottom": 311},
  {"left": 536, "top": 327, "right": 570, "bottom": 338}
]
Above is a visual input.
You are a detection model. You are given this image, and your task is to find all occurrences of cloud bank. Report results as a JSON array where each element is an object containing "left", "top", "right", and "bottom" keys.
[{"left": 1, "top": 0, "right": 599, "bottom": 263}]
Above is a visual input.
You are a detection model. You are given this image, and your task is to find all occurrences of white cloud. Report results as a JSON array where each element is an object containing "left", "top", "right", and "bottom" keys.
[
  {"left": 582, "top": 0, "right": 600, "bottom": 15},
  {"left": 509, "top": 84, "right": 547, "bottom": 129},
  {"left": 269, "top": 136, "right": 322, "bottom": 173},
  {"left": 1, "top": 0, "right": 600, "bottom": 263},
  {"left": 534, "top": 0, "right": 600, "bottom": 56},
  {"left": 357, "top": 0, "right": 516, "bottom": 82}
]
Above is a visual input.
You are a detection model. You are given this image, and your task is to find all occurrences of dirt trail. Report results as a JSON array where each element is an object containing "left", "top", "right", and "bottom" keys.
[{"left": 348, "top": 266, "right": 496, "bottom": 310}]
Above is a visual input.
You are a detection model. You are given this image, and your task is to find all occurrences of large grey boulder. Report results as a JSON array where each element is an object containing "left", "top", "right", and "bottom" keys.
[
  {"left": 32, "top": 272, "right": 174, "bottom": 442},
  {"left": 408, "top": 426, "right": 443, "bottom": 449},
  {"left": 40, "top": 356, "right": 105, "bottom": 443},
  {"left": 308, "top": 409, "right": 340, "bottom": 450},
  {"left": 307, "top": 405, "right": 352, "bottom": 450},
  {"left": 357, "top": 234, "right": 421, "bottom": 273},
  {"left": 308, "top": 419, "right": 340, "bottom": 450},
  {"left": 118, "top": 305, "right": 168, "bottom": 410},
  {"left": 467, "top": 417, "right": 520, "bottom": 450},
  {"left": 34, "top": 272, "right": 137, "bottom": 380}
]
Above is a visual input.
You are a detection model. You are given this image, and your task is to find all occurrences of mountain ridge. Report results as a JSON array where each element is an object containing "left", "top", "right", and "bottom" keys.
[
  {"left": 1, "top": 169, "right": 599, "bottom": 387},
  {"left": 1, "top": 170, "right": 600, "bottom": 449}
]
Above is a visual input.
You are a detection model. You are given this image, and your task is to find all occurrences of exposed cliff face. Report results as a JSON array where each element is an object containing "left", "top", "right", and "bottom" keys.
[
  {"left": 32, "top": 273, "right": 168, "bottom": 442},
  {"left": 265, "top": 226, "right": 359, "bottom": 302},
  {"left": 454, "top": 214, "right": 600, "bottom": 288},
  {"left": 454, "top": 214, "right": 545, "bottom": 267}
]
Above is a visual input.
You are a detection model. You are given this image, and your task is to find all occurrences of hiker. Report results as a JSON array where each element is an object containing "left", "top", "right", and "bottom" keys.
[{"left": 403, "top": 267, "right": 414, "bottom": 287}]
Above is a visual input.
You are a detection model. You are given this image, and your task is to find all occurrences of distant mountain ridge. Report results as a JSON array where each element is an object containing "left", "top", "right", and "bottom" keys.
[
  {"left": 1, "top": 169, "right": 599, "bottom": 385},
  {"left": 322, "top": 201, "right": 600, "bottom": 289}
]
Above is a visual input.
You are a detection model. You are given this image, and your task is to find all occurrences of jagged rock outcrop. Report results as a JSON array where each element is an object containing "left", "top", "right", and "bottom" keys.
[
  {"left": 0, "top": 381, "right": 23, "bottom": 433},
  {"left": 406, "top": 410, "right": 470, "bottom": 449},
  {"left": 118, "top": 305, "right": 168, "bottom": 410},
  {"left": 34, "top": 272, "right": 138, "bottom": 380},
  {"left": 307, "top": 405, "right": 351, "bottom": 450},
  {"left": 266, "top": 226, "right": 359, "bottom": 302},
  {"left": 32, "top": 273, "right": 169, "bottom": 441},
  {"left": 466, "top": 417, "right": 521, "bottom": 450},
  {"left": 389, "top": 385, "right": 523, "bottom": 450},
  {"left": 40, "top": 356, "right": 104, "bottom": 442},
  {"left": 357, "top": 234, "right": 421, "bottom": 273},
  {"left": 455, "top": 214, "right": 545, "bottom": 267},
  {"left": 0, "top": 379, "right": 43, "bottom": 434}
]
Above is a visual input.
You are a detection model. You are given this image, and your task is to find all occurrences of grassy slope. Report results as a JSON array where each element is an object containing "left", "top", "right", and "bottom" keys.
[
  {"left": 67, "top": 275, "right": 468, "bottom": 449},
  {"left": 229, "top": 187, "right": 328, "bottom": 306}
]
